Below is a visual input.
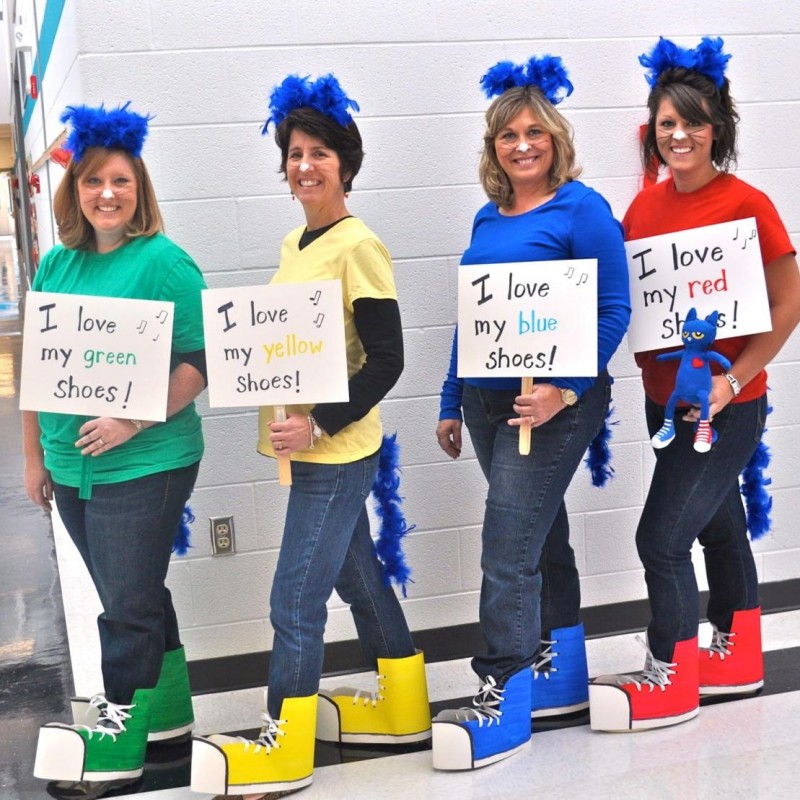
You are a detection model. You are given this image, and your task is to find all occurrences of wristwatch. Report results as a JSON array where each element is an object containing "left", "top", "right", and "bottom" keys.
[
  {"left": 560, "top": 388, "right": 578, "bottom": 406},
  {"left": 723, "top": 372, "right": 741, "bottom": 397}
]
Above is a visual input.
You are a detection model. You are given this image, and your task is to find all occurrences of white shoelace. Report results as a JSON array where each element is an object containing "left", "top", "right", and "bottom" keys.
[
  {"left": 350, "top": 675, "right": 386, "bottom": 707},
  {"left": 533, "top": 639, "right": 559, "bottom": 680},
  {"left": 615, "top": 635, "right": 677, "bottom": 693},
  {"left": 707, "top": 627, "right": 736, "bottom": 659},
  {"left": 236, "top": 711, "right": 286, "bottom": 753},
  {"left": 78, "top": 694, "right": 134, "bottom": 740},
  {"left": 695, "top": 421, "right": 713, "bottom": 442},
  {"left": 447, "top": 676, "right": 506, "bottom": 727}
]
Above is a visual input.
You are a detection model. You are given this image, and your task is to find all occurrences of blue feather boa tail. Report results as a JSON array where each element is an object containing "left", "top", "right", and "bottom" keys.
[
  {"left": 173, "top": 503, "right": 195, "bottom": 556},
  {"left": 584, "top": 404, "right": 617, "bottom": 488},
  {"left": 371, "top": 433, "right": 414, "bottom": 597},
  {"left": 741, "top": 405, "right": 773, "bottom": 541}
]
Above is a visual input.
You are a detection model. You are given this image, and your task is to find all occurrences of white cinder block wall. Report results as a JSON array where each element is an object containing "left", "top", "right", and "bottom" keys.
[{"left": 22, "top": 0, "right": 800, "bottom": 674}]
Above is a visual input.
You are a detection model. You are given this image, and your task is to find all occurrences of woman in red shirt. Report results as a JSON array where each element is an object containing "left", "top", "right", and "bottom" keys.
[{"left": 590, "top": 37, "right": 800, "bottom": 732}]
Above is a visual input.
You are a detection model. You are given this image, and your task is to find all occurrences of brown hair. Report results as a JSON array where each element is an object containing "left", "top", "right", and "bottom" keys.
[
  {"left": 479, "top": 85, "right": 581, "bottom": 209},
  {"left": 642, "top": 67, "right": 739, "bottom": 173},
  {"left": 53, "top": 147, "right": 163, "bottom": 250},
  {"left": 273, "top": 107, "right": 364, "bottom": 193}
]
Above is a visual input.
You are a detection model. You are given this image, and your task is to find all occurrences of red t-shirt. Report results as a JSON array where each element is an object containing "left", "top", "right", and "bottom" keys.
[{"left": 623, "top": 173, "right": 795, "bottom": 405}]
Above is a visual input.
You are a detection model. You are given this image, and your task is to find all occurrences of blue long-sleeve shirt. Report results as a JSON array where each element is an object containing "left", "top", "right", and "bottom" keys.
[{"left": 439, "top": 180, "right": 631, "bottom": 420}]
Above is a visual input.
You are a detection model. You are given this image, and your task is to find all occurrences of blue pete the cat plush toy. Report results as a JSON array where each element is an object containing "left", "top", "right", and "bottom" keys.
[{"left": 651, "top": 308, "right": 731, "bottom": 453}]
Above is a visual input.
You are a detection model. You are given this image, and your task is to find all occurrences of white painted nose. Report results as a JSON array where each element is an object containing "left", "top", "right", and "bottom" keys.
[
  {"left": 672, "top": 129, "right": 688, "bottom": 141},
  {"left": 518, "top": 141, "right": 530, "bottom": 152},
  {"left": 299, "top": 162, "right": 311, "bottom": 172},
  {"left": 101, "top": 188, "right": 114, "bottom": 199}
]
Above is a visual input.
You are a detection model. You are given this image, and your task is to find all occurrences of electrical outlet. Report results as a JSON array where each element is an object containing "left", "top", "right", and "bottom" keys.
[{"left": 210, "top": 516, "right": 235, "bottom": 555}]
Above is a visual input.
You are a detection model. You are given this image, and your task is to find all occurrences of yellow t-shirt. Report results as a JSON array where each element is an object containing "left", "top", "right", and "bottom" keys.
[{"left": 257, "top": 217, "right": 397, "bottom": 464}]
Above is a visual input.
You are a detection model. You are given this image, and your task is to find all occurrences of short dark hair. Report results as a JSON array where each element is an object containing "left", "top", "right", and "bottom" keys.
[
  {"left": 643, "top": 68, "right": 739, "bottom": 173},
  {"left": 53, "top": 147, "right": 163, "bottom": 250},
  {"left": 274, "top": 107, "right": 364, "bottom": 193}
]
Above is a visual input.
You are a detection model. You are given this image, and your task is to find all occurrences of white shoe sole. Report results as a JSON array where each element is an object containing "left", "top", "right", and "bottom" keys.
[
  {"left": 652, "top": 435, "right": 675, "bottom": 449},
  {"left": 316, "top": 693, "right": 431, "bottom": 744},
  {"left": 34, "top": 725, "right": 143, "bottom": 782},
  {"left": 432, "top": 721, "right": 530, "bottom": 770},
  {"left": 589, "top": 684, "right": 698, "bottom": 732},
  {"left": 700, "top": 678, "right": 764, "bottom": 696},
  {"left": 191, "top": 736, "right": 312, "bottom": 795},
  {"left": 532, "top": 698, "right": 589, "bottom": 718}
]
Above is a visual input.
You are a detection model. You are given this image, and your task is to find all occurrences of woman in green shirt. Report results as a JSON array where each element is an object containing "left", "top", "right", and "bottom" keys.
[{"left": 26, "top": 103, "right": 206, "bottom": 792}]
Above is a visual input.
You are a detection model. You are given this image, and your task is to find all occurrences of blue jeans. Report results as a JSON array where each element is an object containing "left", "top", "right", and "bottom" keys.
[
  {"left": 267, "top": 451, "right": 415, "bottom": 717},
  {"left": 463, "top": 373, "right": 610, "bottom": 683},
  {"left": 54, "top": 462, "right": 199, "bottom": 704},
  {"left": 637, "top": 396, "right": 765, "bottom": 662}
]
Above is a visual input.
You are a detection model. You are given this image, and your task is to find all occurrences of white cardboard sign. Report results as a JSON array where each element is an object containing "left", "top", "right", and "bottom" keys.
[
  {"left": 457, "top": 260, "right": 598, "bottom": 378},
  {"left": 625, "top": 218, "right": 771, "bottom": 353},
  {"left": 20, "top": 292, "right": 174, "bottom": 419},
  {"left": 202, "top": 280, "right": 349, "bottom": 407}
]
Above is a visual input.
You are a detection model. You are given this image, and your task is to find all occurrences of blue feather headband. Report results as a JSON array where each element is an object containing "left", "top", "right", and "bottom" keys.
[
  {"left": 61, "top": 102, "right": 152, "bottom": 162},
  {"left": 480, "top": 55, "right": 574, "bottom": 106},
  {"left": 639, "top": 36, "right": 731, "bottom": 89},
  {"left": 263, "top": 73, "right": 360, "bottom": 133}
]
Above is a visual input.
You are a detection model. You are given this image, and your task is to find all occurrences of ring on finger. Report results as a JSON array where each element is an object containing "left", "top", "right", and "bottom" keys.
[{"left": 98, "top": 437, "right": 105, "bottom": 446}]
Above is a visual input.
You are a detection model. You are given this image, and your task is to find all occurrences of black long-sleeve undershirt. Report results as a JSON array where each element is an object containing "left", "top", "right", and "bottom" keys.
[
  {"left": 175, "top": 349, "right": 208, "bottom": 386},
  {"left": 310, "top": 297, "right": 403, "bottom": 437}
]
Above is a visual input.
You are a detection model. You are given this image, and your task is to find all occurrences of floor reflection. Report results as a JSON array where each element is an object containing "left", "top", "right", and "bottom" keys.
[{"left": 0, "top": 321, "right": 74, "bottom": 800}]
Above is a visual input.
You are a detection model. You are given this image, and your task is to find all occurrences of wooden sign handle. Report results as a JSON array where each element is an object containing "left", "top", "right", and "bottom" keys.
[
  {"left": 519, "top": 376, "right": 534, "bottom": 456},
  {"left": 274, "top": 405, "right": 292, "bottom": 486}
]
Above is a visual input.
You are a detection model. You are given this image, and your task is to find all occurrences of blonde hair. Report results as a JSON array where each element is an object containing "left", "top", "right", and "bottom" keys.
[
  {"left": 479, "top": 85, "right": 581, "bottom": 209},
  {"left": 54, "top": 147, "right": 164, "bottom": 250}
]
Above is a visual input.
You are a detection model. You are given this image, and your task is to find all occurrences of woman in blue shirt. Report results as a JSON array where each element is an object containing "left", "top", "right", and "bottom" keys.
[{"left": 433, "top": 56, "right": 630, "bottom": 770}]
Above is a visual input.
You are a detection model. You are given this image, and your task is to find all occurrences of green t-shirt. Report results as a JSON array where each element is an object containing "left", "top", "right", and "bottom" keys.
[{"left": 31, "top": 234, "right": 206, "bottom": 494}]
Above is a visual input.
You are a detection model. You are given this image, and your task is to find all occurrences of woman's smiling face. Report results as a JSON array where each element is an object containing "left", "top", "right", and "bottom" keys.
[
  {"left": 494, "top": 106, "right": 554, "bottom": 193},
  {"left": 655, "top": 96, "right": 715, "bottom": 178},
  {"left": 77, "top": 151, "right": 138, "bottom": 245},
  {"left": 286, "top": 129, "right": 346, "bottom": 212}
]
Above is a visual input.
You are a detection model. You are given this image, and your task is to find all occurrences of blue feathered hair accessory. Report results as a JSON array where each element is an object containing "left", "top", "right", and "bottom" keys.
[
  {"left": 263, "top": 73, "right": 360, "bottom": 133},
  {"left": 480, "top": 55, "right": 574, "bottom": 105},
  {"left": 639, "top": 36, "right": 731, "bottom": 89},
  {"left": 584, "top": 404, "right": 618, "bottom": 488},
  {"left": 61, "top": 102, "right": 152, "bottom": 162},
  {"left": 371, "top": 433, "right": 414, "bottom": 597},
  {"left": 740, "top": 405, "right": 773, "bottom": 540},
  {"left": 172, "top": 503, "right": 195, "bottom": 556}
]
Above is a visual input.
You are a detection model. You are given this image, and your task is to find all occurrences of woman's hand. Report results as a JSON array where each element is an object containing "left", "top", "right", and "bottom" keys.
[
  {"left": 269, "top": 413, "right": 316, "bottom": 454},
  {"left": 681, "top": 375, "right": 735, "bottom": 423},
  {"left": 510, "top": 384, "right": 565, "bottom": 429},
  {"left": 25, "top": 458, "right": 53, "bottom": 511},
  {"left": 436, "top": 419, "right": 463, "bottom": 459},
  {"left": 76, "top": 417, "right": 140, "bottom": 457}
]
